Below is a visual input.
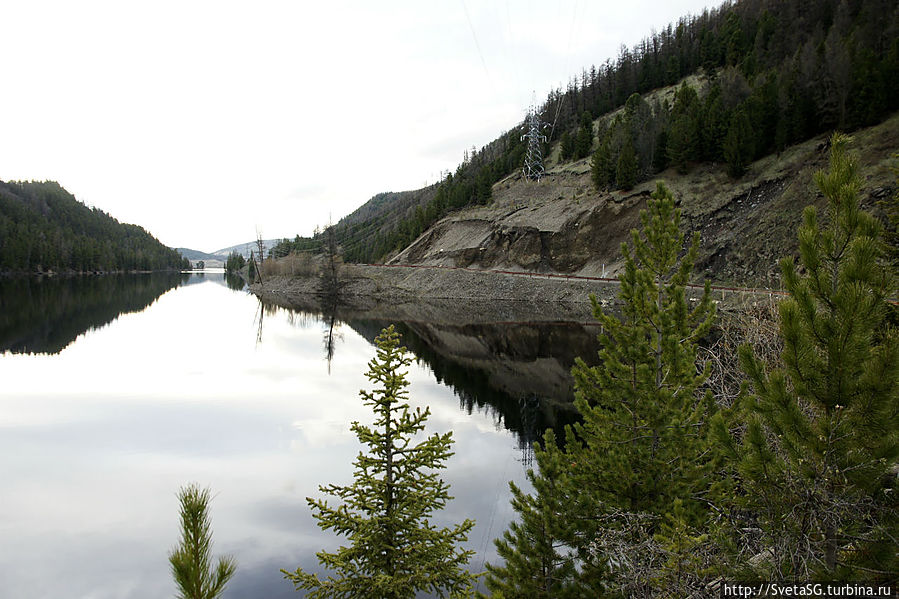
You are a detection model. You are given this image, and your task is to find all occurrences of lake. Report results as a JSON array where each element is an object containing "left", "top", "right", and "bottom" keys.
[{"left": 0, "top": 271, "right": 596, "bottom": 598}]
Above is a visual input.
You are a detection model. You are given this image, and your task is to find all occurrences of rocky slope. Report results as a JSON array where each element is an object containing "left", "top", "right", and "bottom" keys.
[{"left": 389, "top": 113, "right": 899, "bottom": 287}]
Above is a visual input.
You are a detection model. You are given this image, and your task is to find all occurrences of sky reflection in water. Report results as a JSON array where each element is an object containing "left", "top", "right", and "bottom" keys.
[{"left": 0, "top": 274, "right": 530, "bottom": 598}]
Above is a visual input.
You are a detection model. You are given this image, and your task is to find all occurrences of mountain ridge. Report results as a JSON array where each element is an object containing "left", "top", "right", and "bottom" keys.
[{"left": 267, "top": 0, "right": 899, "bottom": 273}]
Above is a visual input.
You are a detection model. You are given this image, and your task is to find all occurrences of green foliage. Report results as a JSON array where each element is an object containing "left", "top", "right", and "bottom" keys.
[
  {"left": 590, "top": 139, "right": 614, "bottom": 190},
  {"left": 652, "top": 499, "right": 710, "bottom": 593},
  {"left": 487, "top": 183, "right": 718, "bottom": 595},
  {"left": 283, "top": 326, "right": 477, "bottom": 598},
  {"left": 224, "top": 251, "right": 245, "bottom": 273},
  {"left": 484, "top": 430, "right": 591, "bottom": 599},
  {"left": 733, "top": 134, "right": 899, "bottom": 580},
  {"left": 666, "top": 83, "right": 701, "bottom": 174},
  {"left": 723, "top": 107, "right": 754, "bottom": 178},
  {"left": 0, "top": 180, "right": 186, "bottom": 273},
  {"left": 574, "top": 111, "right": 594, "bottom": 160},
  {"left": 879, "top": 153, "right": 899, "bottom": 265},
  {"left": 564, "top": 181, "right": 717, "bottom": 593},
  {"left": 559, "top": 131, "right": 575, "bottom": 161},
  {"left": 169, "top": 484, "right": 236, "bottom": 599},
  {"left": 615, "top": 139, "right": 638, "bottom": 190}
]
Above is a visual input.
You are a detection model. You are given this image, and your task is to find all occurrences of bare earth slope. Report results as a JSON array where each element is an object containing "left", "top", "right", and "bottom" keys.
[{"left": 390, "top": 113, "right": 899, "bottom": 287}]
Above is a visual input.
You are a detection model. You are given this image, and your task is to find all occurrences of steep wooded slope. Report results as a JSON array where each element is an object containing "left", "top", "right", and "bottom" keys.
[{"left": 0, "top": 180, "right": 188, "bottom": 273}]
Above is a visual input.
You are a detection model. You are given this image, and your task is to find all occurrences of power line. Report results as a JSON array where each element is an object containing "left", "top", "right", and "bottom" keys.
[{"left": 460, "top": 0, "right": 492, "bottom": 90}]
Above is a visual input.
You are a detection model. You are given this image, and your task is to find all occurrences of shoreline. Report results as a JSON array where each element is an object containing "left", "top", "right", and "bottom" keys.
[{"left": 249, "top": 264, "right": 767, "bottom": 324}]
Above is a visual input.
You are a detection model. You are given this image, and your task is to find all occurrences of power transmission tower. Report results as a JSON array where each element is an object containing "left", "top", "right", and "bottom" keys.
[{"left": 521, "top": 104, "right": 547, "bottom": 181}]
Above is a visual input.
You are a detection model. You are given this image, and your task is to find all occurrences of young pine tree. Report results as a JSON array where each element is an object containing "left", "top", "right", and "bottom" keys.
[
  {"left": 486, "top": 182, "right": 717, "bottom": 597},
  {"left": 169, "top": 484, "right": 236, "bottom": 599},
  {"left": 591, "top": 139, "right": 614, "bottom": 191},
  {"left": 574, "top": 111, "right": 594, "bottom": 160},
  {"left": 734, "top": 134, "right": 899, "bottom": 580},
  {"left": 484, "top": 430, "right": 592, "bottom": 599},
  {"left": 615, "top": 138, "right": 638, "bottom": 190},
  {"left": 283, "top": 325, "right": 477, "bottom": 599},
  {"left": 723, "top": 107, "right": 754, "bottom": 178},
  {"left": 566, "top": 181, "right": 717, "bottom": 594}
]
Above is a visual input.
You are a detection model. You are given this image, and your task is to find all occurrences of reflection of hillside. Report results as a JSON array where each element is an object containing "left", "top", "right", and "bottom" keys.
[
  {"left": 344, "top": 317, "right": 599, "bottom": 446},
  {"left": 0, "top": 273, "right": 188, "bottom": 355},
  {"left": 258, "top": 295, "right": 602, "bottom": 445}
]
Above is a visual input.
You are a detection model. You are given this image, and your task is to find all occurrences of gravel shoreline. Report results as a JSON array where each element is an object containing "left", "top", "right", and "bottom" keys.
[
  {"left": 250, "top": 264, "right": 625, "bottom": 323},
  {"left": 250, "top": 263, "right": 763, "bottom": 325}
]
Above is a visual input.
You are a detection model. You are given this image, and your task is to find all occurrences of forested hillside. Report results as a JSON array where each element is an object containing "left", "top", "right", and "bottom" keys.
[
  {"left": 0, "top": 180, "right": 189, "bottom": 273},
  {"left": 272, "top": 0, "right": 899, "bottom": 264}
]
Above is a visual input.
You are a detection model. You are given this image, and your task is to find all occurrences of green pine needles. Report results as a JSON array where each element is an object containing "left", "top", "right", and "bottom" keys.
[
  {"left": 283, "top": 325, "right": 477, "bottom": 598},
  {"left": 169, "top": 484, "right": 237, "bottom": 599},
  {"left": 485, "top": 429, "right": 586, "bottom": 598},
  {"left": 565, "top": 181, "right": 717, "bottom": 594},
  {"left": 730, "top": 133, "right": 899, "bottom": 580},
  {"left": 485, "top": 181, "right": 718, "bottom": 596}
]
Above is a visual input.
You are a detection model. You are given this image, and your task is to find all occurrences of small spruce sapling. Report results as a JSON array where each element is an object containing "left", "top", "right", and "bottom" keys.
[{"left": 283, "top": 325, "right": 477, "bottom": 599}]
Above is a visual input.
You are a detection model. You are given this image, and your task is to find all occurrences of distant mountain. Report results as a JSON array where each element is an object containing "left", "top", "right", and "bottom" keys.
[
  {"left": 0, "top": 180, "right": 189, "bottom": 274},
  {"left": 177, "top": 240, "right": 281, "bottom": 262},
  {"left": 176, "top": 248, "right": 220, "bottom": 261},
  {"left": 212, "top": 239, "right": 281, "bottom": 259}
]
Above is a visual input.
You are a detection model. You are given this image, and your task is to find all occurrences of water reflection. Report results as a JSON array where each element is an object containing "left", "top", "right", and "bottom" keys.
[
  {"left": 225, "top": 272, "right": 247, "bottom": 291},
  {"left": 0, "top": 273, "right": 189, "bottom": 355},
  {"left": 257, "top": 297, "right": 600, "bottom": 452},
  {"left": 0, "top": 274, "right": 546, "bottom": 598}
]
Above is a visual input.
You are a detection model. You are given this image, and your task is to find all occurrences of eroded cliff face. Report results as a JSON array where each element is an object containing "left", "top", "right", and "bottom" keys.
[
  {"left": 389, "top": 114, "right": 899, "bottom": 285},
  {"left": 391, "top": 171, "right": 645, "bottom": 276},
  {"left": 396, "top": 193, "right": 646, "bottom": 275}
]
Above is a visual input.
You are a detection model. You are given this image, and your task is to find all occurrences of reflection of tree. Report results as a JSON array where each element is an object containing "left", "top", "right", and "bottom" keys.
[
  {"left": 0, "top": 273, "right": 186, "bottom": 355},
  {"left": 254, "top": 298, "right": 265, "bottom": 346},
  {"left": 517, "top": 394, "right": 541, "bottom": 468},
  {"left": 255, "top": 299, "right": 344, "bottom": 373},
  {"left": 224, "top": 272, "right": 245, "bottom": 291},
  {"left": 252, "top": 300, "right": 587, "bottom": 447},
  {"left": 345, "top": 319, "right": 582, "bottom": 449},
  {"left": 320, "top": 298, "right": 343, "bottom": 375}
]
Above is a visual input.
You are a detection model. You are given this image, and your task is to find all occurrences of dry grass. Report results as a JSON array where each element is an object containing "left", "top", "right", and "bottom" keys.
[
  {"left": 702, "top": 296, "right": 783, "bottom": 409},
  {"left": 260, "top": 252, "right": 319, "bottom": 277}
]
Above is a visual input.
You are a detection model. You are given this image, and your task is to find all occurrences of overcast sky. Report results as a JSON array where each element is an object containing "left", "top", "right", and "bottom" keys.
[{"left": 1, "top": 0, "right": 714, "bottom": 252}]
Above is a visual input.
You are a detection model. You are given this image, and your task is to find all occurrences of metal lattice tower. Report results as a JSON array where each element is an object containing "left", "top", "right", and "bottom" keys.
[{"left": 521, "top": 105, "right": 547, "bottom": 181}]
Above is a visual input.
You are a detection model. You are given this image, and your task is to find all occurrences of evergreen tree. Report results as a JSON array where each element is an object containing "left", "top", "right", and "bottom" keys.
[
  {"left": 560, "top": 131, "right": 575, "bottom": 161},
  {"left": 574, "top": 111, "right": 594, "bottom": 160},
  {"left": 565, "top": 181, "right": 717, "bottom": 594},
  {"left": 652, "top": 129, "right": 670, "bottom": 172},
  {"left": 723, "top": 107, "right": 754, "bottom": 178},
  {"left": 225, "top": 251, "right": 245, "bottom": 274},
  {"left": 489, "top": 183, "right": 717, "bottom": 596},
  {"left": 169, "top": 484, "right": 236, "bottom": 599},
  {"left": 283, "top": 326, "right": 477, "bottom": 598},
  {"left": 878, "top": 153, "right": 899, "bottom": 265},
  {"left": 484, "top": 431, "right": 592, "bottom": 599},
  {"left": 733, "top": 134, "right": 899, "bottom": 580},
  {"left": 615, "top": 138, "right": 638, "bottom": 190},
  {"left": 590, "top": 139, "right": 614, "bottom": 190},
  {"left": 666, "top": 83, "right": 701, "bottom": 174},
  {"left": 320, "top": 224, "right": 342, "bottom": 301}
]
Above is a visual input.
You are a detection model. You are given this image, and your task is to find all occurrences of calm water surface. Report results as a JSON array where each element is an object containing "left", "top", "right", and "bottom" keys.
[{"left": 0, "top": 272, "right": 591, "bottom": 598}]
